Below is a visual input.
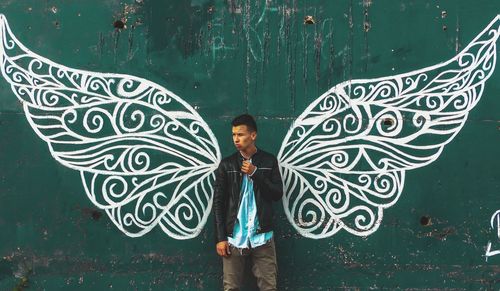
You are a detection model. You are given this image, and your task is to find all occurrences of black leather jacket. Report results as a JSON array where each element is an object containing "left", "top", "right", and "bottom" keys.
[{"left": 213, "top": 148, "right": 283, "bottom": 243}]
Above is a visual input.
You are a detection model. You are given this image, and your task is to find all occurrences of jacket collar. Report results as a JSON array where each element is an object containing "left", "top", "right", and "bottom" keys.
[
  {"left": 238, "top": 146, "right": 259, "bottom": 160},
  {"left": 231, "top": 147, "right": 261, "bottom": 164}
]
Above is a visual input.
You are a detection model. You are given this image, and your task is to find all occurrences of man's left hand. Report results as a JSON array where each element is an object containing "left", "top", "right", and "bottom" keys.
[{"left": 241, "top": 160, "right": 256, "bottom": 175}]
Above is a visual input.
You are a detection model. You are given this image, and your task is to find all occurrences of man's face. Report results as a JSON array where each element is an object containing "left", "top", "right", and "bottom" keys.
[{"left": 232, "top": 125, "right": 256, "bottom": 151}]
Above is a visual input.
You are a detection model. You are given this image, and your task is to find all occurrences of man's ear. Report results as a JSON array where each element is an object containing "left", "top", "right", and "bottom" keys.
[{"left": 251, "top": 131, "right": 257, "bottom": 141}]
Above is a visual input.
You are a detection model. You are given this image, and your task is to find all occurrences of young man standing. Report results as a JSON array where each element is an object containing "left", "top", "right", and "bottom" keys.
[{"left": 213, "top": 114, "right": 283, "bottom": 291}]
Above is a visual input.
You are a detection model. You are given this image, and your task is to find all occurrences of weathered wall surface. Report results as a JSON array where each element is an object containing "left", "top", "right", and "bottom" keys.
[{"left": 0, "top": 0, "right": 499, "bottom": 290}]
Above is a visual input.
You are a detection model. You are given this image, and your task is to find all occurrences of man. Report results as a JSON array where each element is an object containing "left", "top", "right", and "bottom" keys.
[{"left": 213, "top": 114, "right": 283, "bottom": 291}]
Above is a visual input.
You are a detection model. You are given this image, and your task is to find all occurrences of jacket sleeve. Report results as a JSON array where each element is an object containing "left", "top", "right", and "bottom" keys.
[
  {"left": 250, "top": 156, "right": 283, "bottom": 202},
  {"left": 213, "top": 161, "right": 228, "bottom": 243}
]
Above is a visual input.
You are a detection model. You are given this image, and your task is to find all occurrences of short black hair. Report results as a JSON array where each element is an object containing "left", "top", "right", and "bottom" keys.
[{"left": 231, "top": 114, "right": 257, "bottom": 132}]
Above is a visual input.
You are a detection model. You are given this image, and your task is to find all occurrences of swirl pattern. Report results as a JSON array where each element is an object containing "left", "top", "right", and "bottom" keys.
[
  {"left": 0, "top": 13, "right": 498, "bottom": 240},
  {"left": 278, "top": 16, "right": 499, "bottom": 238},
  {"left": 0, "top": 15, "right": 220, "bottom": 239}
]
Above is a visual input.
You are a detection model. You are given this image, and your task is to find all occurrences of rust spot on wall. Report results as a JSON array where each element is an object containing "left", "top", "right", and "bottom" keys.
[
  {"left": 417, "top": 216, "right": 457, "bottom": 241},
  {"left": 80, "top": 207, "right": 103, "bottom": 221},
  {"left": 420, "top": 216, "right": 432, "bottom": 226},
  {"left": 304, "top": 15, "right": 315, "bottom": 25},
  {"left": 112, "top": 1, "right": 145, "bottom": 32},
  {"left": 383, "top": 118, "right": 394, "bottom": 126},
  {"left": 113, "top": 19, "right": 126, "bottom": 30},
  {"left": 91, "top": 210, "right": 102, "bottom": 221},
  {"left": 363, "top": 21, "right": 371, "bottom": 32}
]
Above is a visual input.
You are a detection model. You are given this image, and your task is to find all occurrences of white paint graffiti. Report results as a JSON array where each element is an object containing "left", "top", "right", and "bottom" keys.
[
  {"left": 0, "top": 13, "right": 498, "bottom": 240},
  {"left": 278, "top": 15, "right": 499, "bottom": 239},
  {"left": 0, "top": 15, "right": 221, "bottom": 239},
  {"left": 485, "top": 210, "right": 500, "bottom": 260}
]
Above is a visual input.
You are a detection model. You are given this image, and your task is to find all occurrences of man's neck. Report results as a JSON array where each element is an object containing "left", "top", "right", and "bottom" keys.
[{"left": 240, "top": 145, "right": 257, "bottom": 160}]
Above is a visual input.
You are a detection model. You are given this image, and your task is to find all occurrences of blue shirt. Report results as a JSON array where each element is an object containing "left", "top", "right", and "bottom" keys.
[{"left": 228, "top": 164, "right": 273, "bottom": 248}]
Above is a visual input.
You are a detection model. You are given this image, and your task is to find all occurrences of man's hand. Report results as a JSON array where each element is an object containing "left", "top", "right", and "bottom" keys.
[
  {"left": 241, "top": 160, "right": 256, "bottom": 175},
  {"left": 216, "top": 241, "right": 231, "bottom": 257}
]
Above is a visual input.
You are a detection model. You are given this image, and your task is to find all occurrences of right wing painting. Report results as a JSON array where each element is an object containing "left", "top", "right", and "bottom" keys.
[
  {"left": 278, "top": 15, "right": 499, "bottom": 239},
  {"left": 0, "top": 15, "right": 221, "bottom": 239}
]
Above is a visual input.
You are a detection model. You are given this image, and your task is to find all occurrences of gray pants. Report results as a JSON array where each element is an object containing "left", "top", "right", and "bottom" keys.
[{"left": 222, "top": 238, "right": 278, "bottom": 291}]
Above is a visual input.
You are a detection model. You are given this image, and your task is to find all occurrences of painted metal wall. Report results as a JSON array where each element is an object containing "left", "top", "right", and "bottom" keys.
[{"left": 0, "top": 0, "right": 499, "bottom": 290}]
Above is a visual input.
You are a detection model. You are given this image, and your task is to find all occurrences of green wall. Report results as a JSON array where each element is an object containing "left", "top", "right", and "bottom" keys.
[{"left": 0, "top": 0, "right": 499, "bottom": 290}]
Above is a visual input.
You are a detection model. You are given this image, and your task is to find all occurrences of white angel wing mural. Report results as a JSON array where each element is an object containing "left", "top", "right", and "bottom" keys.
[
  {"left": 278, "top": 15, "right": 499, "bottom": 239},
  {"left": 0, "top": 12, "right": 498, "bottom": 240},
  {"left": 0, "top": 15, "right": 221, "bottom": 239}
]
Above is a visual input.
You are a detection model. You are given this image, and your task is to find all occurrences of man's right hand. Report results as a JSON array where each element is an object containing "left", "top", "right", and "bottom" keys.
[{"left": 216, "top": 241, "right": 231, "bottom": 257}]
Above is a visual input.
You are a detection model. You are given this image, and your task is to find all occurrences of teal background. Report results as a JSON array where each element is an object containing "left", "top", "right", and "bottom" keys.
[{"left": 0, "top": 0, "right": 500, "bottom": 290}]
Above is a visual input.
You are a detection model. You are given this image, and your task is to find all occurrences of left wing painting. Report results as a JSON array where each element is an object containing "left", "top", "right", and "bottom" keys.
[{"left": 0, "top": 15, "right": 221, "bottom": 239}]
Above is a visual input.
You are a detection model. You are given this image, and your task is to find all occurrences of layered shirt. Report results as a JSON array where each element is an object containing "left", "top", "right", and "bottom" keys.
[{"left": 228, "top": 158, "right": 273, "bottom": 248}]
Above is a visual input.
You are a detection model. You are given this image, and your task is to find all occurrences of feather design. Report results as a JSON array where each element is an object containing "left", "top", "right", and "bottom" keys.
[
  {"left": 278, "top": 16, "right": 499, "bottom": 238},
  {"left": 0, "top": 15, "right": 221, "bottom": 239},
  {"left": 1, "top": 13, "right": 499, "bottom": 240}
]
